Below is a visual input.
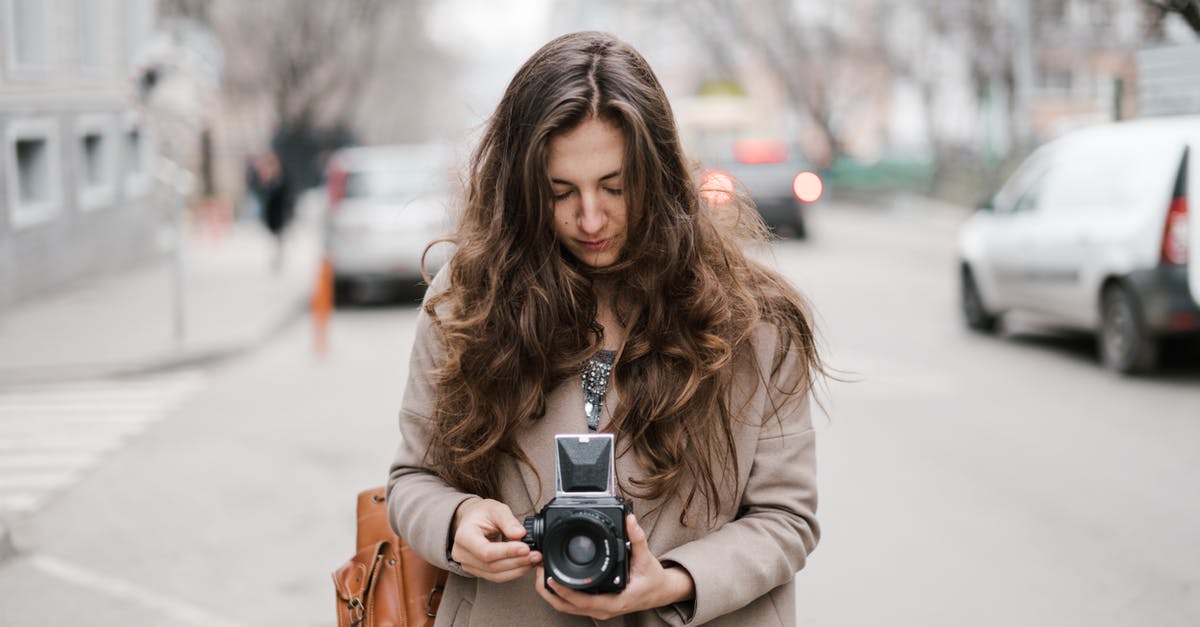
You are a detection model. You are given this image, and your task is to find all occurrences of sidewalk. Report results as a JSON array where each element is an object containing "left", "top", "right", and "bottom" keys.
[{"left": 0, "top": 210, "right": 322, "bottom": 388}]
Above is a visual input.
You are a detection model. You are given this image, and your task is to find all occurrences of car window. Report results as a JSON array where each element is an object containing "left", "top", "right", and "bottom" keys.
[
  {"left": 345, "top": 167, "right": 447, "bottom": 200},
  {"left": 993, "top": 146, "right": 1053, "bottom": 214},
  {"left": 1011, "top": 169, "right": 1049, "bottom": 214},
  {"left": 1039, "top": 133, "right": 1182, "bottom": 215}
]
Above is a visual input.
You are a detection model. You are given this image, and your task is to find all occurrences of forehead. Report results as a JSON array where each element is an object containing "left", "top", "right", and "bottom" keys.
[{"left": 547, "top": 119, "right": 624, "bottom": 180}]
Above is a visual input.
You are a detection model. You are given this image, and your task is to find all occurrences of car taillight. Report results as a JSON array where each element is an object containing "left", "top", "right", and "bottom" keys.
[
  {"left": 1162, "top": 195, "right": 1188, "bottom": 265},
  {"left": 793, "top": 171, "right": 823, "bottom": 203},
  {"left": 327, "top": 163, "right": 348, "bottom": 211}
]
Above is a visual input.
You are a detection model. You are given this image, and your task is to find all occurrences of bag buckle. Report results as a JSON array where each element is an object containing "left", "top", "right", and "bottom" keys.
[
  {"left": 347, "top": 597, "right": 365, "bottom": 626},
  {"left": 426, "top": 584, "right": 445, "bottom": 618}
]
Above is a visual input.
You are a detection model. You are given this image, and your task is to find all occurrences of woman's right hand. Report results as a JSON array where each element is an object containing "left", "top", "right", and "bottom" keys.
[{"left": 450, "top": 497, "right": 541, "bottom": 583}]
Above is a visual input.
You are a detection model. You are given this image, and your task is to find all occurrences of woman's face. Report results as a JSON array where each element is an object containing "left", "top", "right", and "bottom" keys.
[{"left": 547, "top": 118, "right": 628, "bottom": 268}]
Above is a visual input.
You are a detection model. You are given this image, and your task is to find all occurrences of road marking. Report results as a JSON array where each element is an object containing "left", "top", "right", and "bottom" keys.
[
  {"left": 29, "top": 553, "right": 254, "bottom": 627},
  {"left": 0, "top": 371, "right": 205, "bottom": 515}
]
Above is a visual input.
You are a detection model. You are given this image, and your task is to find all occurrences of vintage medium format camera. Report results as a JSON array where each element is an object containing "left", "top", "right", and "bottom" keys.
[{"left": 523, "top": 434, "right": 632, "bottom": 594}]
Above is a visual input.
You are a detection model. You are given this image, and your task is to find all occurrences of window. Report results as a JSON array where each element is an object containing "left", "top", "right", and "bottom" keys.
[
  {"left": 126, "top": 129, "right": 143, "bottom": 173},
  {"left": 121, "top": 0, "right": 155, "bottom": 71},
  {"left": 75, "top": 0, "right": 114, "bottom": 73},
  {"left": 4, "top": 0, "right": 52, "bottom": 77},
  {"left": 4, "top": 118, "right": 62, "bottom": 228},
  {"left": 123, "top": 114, "right": 151, "bottom": 197},
  {"left": 16, "top": 139, "right": 50, "bottom": 202},
  {"left": 75, "top": 114, "right": 116, "bottom": 211}
]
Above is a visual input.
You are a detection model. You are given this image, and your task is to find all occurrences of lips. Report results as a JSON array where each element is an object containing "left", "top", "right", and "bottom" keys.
[{"left": 578, "top": 239, "right": 609, "bottom": 252}]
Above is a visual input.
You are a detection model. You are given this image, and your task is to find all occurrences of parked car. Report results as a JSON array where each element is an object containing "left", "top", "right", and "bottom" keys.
[
  {"left": 957, "top": 115, "right": 1200, "bottom": 373},
  {"left": 323, "top": 144, "right": 456, "bottom": 303},
  {"left": 704, "top": 139, "right": 823, "bottom": 238}
]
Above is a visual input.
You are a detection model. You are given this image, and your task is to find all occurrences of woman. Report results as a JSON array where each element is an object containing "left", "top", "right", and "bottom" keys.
[
  {"left": 388, "top": 31, "right": 825, "bottom": 626},
  {"left": 248, "top": 150, "right": 293, "bottom": 271}
]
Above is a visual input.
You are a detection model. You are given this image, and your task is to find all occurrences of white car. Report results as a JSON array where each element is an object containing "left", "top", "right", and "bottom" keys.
[
  {"left": 957, "top": 115, "right": 1200, "bottom": 373},
  {"left": 324, "top": 144, "right": 456, "bottom": 303}
]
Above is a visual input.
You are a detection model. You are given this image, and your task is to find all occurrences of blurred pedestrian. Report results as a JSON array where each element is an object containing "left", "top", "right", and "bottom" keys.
[
  {"left": 247, "top": 150, "right": 293, "bottom": 272},
  {"left": 387, "top": 31, "right": 827, "bottom": 626}
]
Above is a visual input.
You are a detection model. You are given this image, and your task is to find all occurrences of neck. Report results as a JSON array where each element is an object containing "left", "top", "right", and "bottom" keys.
[{"left": 593, "top": 280, "right": 623, "bottom": 351}]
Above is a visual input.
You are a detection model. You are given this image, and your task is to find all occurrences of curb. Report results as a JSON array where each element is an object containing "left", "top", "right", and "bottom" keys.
[{"left": 0, "top": 295, "right": 309, "bottom": 388}]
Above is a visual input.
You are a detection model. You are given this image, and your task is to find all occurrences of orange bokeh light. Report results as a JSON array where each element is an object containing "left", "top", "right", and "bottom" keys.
[
  {"left": 793, "top": 171, "right": 823, "bottom": 203},
  {"left": 701, "top": 170, "right": 735, "bottom": 205}
]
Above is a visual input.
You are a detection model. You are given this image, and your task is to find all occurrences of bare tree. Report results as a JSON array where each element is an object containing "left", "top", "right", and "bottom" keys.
[
  {"left": 1144, "top": 0, "right": 1200, "bottom": 35},
  {"left": 671, "top": 0, "right": 891, "bottom": 166},
  {"left": 211, "top": 0, "right": 443, "bottom": 138},
  {"left": 159, "top": 0, "right": 452, "bottom": 189}
]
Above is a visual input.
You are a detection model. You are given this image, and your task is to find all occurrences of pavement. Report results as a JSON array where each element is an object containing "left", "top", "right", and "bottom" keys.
[
  {"left": 0, "top": 203, "right": 322, "bottom": 562},
  {"left": 0, "top": 208, "right": 322, "bottom": 388}
]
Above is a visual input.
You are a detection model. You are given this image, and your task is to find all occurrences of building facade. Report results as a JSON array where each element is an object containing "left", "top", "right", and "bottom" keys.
[{"left": 1, "top": 0, "right": 158, "bottom": 311}]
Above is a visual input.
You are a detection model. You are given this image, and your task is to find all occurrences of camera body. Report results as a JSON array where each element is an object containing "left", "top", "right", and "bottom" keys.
[{"left": 523, "top": 434, "right": 632, "bottom": 594}]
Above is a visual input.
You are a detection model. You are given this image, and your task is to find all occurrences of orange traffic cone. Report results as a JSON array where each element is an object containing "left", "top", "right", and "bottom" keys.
[{"left": 312, "top": 257, "right": 334, "bottom": 356}]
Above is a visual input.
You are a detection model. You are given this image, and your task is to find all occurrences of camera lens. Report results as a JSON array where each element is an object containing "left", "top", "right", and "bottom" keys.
[
  {"left": 566, "top": 534, "right": 597, "bottom": 565},
  {"left": 543, "top": 511, "right": 617, "bottom": 589}
]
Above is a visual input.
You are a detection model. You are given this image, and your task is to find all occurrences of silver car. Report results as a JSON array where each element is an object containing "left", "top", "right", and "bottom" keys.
[
  {"left": 323, "top": 144, "right": 456, "bottom": 303},
  {"left": 957, "top": 115, "right": 1200, "bottom": 373}
]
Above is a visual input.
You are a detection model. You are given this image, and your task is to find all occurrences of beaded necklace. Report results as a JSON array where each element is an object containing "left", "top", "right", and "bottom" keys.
[{"left": 581, "top": 349, "right": 616, "bottom": 432}]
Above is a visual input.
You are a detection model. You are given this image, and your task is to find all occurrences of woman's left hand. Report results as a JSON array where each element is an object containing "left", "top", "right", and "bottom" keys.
[{"left": 534, "top": 514, "right": 694, "bottom": 620}]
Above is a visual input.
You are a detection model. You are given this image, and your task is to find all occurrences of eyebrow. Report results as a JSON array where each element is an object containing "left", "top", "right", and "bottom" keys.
[{"left": 550, "top": 170, "right": 622, "bottom": 185}]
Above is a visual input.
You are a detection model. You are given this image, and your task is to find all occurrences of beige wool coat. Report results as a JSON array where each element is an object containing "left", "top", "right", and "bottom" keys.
[{"left": 387, "top": 281, "right": 820, "bottom": 627}]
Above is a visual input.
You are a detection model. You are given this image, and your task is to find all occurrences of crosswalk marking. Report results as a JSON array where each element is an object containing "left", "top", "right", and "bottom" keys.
[{"left": 0, "top": 371, "right": 206, "bottom": 515}]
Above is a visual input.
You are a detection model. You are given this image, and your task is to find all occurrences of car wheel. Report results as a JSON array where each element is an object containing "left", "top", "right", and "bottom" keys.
[
  {"left": 1100, "top": 284, "right": 1158, "bottom": 374},
  {"left": 333, "top": 278, "right": 355, "bottom": 306},
  {"left": 961, "top": 267, "right": 997, "bottom": 333},
  {"left": 792, "top": 216, "right": 807, "bottom": 239}
]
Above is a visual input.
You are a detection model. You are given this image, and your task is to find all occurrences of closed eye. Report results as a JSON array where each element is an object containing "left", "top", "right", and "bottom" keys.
[
  {"left": 553, "top": 189, "right": 574, "bottom": 201},
  {"left": 604, "top": 187, "right": 622, "bottom": 197}
]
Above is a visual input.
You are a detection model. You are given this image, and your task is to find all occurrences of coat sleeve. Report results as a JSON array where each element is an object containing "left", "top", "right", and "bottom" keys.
[
  {"left": 386, "top": 274, "right": 476, "bottom": 573},
  {"left": 655, "top": 331, "right": 820, "bottom": 626}
]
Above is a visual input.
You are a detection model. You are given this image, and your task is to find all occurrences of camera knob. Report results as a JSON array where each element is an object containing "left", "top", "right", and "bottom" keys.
[{"left": 522, "top": 516, "right": 541, "bottom": 549}]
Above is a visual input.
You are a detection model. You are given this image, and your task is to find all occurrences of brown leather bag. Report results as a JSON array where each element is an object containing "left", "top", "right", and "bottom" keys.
[{"left": 333, "top": 487, "right": 449, "bottom": 626}]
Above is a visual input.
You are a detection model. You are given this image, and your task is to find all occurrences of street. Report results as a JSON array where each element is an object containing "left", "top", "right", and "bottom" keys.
[{"left": 2, "top": 200, "right": 1199, "bottom": 626}]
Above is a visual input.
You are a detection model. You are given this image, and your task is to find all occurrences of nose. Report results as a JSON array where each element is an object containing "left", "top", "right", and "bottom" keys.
[{"left": 577, "top": 192, "right": 607, "bottom": 236}]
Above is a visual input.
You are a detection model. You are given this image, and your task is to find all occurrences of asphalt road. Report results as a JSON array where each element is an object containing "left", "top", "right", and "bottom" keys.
[{"left": 1, "top": 200, "right": 1197, "bottom": 626}]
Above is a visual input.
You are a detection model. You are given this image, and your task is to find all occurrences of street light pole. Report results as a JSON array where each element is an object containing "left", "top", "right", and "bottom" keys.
[
  {"left": 133, "top": 18, "right": 222, "bottom": 349},
  {"left": 166, "top": 143, "right": 190, "bottom": 344}
]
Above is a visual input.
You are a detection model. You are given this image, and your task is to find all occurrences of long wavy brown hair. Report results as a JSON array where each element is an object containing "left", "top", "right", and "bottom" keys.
[{"left": 423, "top": 31, "right": 825, "bottom": 523}]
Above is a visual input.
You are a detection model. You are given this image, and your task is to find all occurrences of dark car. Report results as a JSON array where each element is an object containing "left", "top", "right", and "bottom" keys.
[{"left": 704, "top": 139, "right": 824, "bottom": 238}]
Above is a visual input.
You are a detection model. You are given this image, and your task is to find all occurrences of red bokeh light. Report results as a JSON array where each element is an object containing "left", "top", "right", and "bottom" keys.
[
  {"left": 792, "top": 171, "right": 823, "bottom": 203},
  {"left": 733, "top": 139, "right": 788, "bottom": 164}
]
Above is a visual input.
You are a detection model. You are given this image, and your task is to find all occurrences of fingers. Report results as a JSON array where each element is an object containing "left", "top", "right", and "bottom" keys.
[
  {"left": 627, "top": 513, "right": 647, "bottom": 546},
  {"left": 535, "top": 570, "right": 618, "bottom": 621},
  {"left": 464, "top": 561, "right": 533, "bottom": 583},
  {"left": 455, "top": 537, "right": 529, "bottom": 563},
  {"left": 450, "top": 499, "right": 540, "bottom": 584},
  {"left": 454, "top": 542, "right": 538, "bottom": 583},
  {"left": 626, "top": 514, "right": 653, "bottom": 569},
  {"left": 534, "top": 567, "right": 575, "bottom": 612},
  {"left": 477, "top": 500, "right": 526, "bottom": 540}
]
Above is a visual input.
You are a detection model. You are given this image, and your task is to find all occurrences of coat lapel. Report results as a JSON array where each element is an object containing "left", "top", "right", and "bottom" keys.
[{"left": 514, "top": 379, "right": 583, "bottom": 513}]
